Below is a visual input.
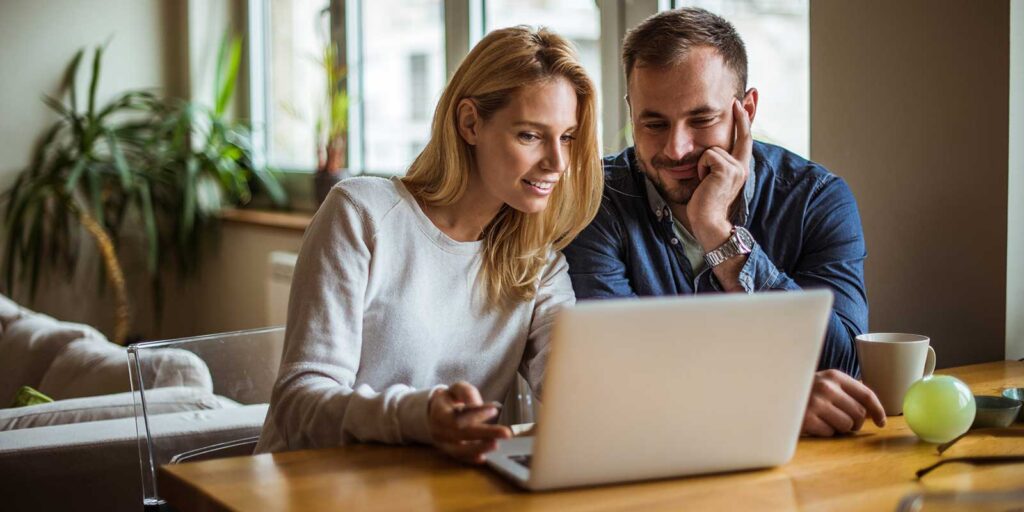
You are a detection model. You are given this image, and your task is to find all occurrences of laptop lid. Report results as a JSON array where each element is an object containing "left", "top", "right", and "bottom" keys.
[{"left": 527, "top": 289, "right": 833, "bottom": 490}]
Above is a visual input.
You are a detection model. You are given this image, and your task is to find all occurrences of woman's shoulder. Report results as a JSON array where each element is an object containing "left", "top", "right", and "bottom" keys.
[{"left": 322, "top": 176, "right": 406, "bottom": 220}]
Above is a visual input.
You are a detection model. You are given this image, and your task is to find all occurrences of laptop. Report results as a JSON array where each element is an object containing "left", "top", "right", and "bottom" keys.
[{"left": 485, "top": 289, "right": 833, "bottom": 491}]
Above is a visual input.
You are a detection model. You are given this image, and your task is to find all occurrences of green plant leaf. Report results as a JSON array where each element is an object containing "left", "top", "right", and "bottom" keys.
[
  {"left": 63, "top": 48, "right": 85, "bottom": 114},
  {"left": 214, "top": 34, "right": 242, "bottom": 117},
  {"left": 105, "top": 129, "right": 131, "bottom": 188},
  {"left": 87, "top": 44, "right": 105, "bottom": 121},
  {"left": 137, "top": 182, "right": 158, "bottom": 274},
  {"left": 41, "top": 95, "right": 74, "bottom": 120},
  {"left": 25, "top": 195, "right": 45, "bottom": 299},
  {"left": 27, "top": 123, "right": 63, "bottom": 179},
  {"left": 181, "top": 156, "right": 197, "bottom": 241},
  {"left": 63, "top": 157, "right": 89, "bottom": 193}
]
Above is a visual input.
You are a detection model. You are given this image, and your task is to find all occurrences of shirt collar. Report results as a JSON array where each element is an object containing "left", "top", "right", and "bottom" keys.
[{"left": 639, "top": 155, "right": 757, "bottom": 227}]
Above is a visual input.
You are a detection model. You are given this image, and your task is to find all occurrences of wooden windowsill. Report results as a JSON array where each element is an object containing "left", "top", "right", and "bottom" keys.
[{"left": 219, "top": 208, "right": 313, "bottom": 231}]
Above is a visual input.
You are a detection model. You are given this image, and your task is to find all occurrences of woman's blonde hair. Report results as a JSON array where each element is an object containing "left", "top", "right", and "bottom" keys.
[{"left": 402, "top": 26, "right": 602, "bottom": 307}]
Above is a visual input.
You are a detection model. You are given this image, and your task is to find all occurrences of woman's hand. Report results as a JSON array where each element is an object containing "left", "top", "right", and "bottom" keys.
[{"left": 428, "top": 381, "right": 512, "bottom": 464}]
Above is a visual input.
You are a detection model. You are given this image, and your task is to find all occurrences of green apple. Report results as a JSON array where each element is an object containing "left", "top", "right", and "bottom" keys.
[{"left": 903, "top": 375, "right": 976, "bottom": 443}]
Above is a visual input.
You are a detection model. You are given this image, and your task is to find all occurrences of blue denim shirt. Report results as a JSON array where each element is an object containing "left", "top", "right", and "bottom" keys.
[{"left": 563, "top": 142, "right": 867, "bottom": 376}]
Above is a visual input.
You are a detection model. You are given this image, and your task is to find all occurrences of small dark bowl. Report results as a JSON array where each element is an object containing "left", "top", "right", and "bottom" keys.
[
  {"left": 972, "top": 395, "right": 1022, "bottom": 429},
  {"left": 1001, "top": 388, "right": 1024, "bottom": 422}
]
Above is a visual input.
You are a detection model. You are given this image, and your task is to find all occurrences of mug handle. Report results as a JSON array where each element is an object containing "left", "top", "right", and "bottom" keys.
[{"left": 923, "top": 346, "right": 936, "bottom": 377}]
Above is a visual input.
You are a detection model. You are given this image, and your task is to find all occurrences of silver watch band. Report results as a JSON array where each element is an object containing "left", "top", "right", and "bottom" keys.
[{"left": 704, "top": 226, "right": 754, "bottom": 268}]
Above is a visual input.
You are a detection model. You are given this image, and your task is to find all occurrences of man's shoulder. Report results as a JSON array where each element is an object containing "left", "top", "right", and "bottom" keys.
[
  {"left": 601, "top": 147, "right": 649, "bottom": 196},
  {"left": 601, "top": 147, "right": 641, "bottom": 184},
  {"left": 753, "top": 141, "right": 843, "bottom": 193}
]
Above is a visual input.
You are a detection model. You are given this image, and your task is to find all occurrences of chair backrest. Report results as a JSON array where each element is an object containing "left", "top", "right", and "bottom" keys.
[{"left": 128, "top": 326, "right": 285, "bottom": 510}]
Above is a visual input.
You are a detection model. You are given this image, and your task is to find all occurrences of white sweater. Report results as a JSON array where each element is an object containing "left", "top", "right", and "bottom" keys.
[{"left": 256, "top": 177, "right": 573, "bottom": 452}]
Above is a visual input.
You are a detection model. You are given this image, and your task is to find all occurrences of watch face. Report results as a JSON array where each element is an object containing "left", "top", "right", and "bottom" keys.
[{"left": 735, "top": 227, "right": 755, "bottom": 250}]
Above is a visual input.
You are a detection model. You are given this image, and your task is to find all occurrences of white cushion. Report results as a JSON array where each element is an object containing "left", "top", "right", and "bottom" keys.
[
  {"left": 0, "top": 386, "right": 233, "bottom": 431},
  {"left": 37, "top": 338, "right": 213, "bottom": 400},
  {"left": 0, "top": 313, "right": 104, "bottom": 404},
  {"left": 0, "top": 293, "right": 23, "bottom": 328},
  {"left": 0, "top": 404, "right": 268, "bottom": 512}
]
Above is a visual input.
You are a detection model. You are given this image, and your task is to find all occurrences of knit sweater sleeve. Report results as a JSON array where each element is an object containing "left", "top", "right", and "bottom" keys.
[
  {"left": 257, "top": 185, "right": 441, "bottom": 453},
  {"left": 519, "top": 251, "right": 576, "bottom": 399}
]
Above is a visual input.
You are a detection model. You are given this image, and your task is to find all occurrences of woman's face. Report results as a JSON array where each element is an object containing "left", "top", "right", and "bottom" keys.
[{"left": 459, "top": 78, "right": 579, "bottom": 214}]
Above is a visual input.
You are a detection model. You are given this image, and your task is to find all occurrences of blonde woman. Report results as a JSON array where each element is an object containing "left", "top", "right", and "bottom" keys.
[{"left": 256, "top": 27, "right": 602, "bottom": 464}]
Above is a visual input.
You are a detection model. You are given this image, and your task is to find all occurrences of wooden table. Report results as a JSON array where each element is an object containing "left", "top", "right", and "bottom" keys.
[{"left": 159, "top": 361, "right": 1024, "bottom": 511}]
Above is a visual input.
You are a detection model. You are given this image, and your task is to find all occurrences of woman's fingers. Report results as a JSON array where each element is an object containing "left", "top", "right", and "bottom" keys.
[
  {"left": 448, "top": 381, "right": 484, "bottom": 407},
  {"left": 438, "top": 439, "right": 499, "bottom": 464}
]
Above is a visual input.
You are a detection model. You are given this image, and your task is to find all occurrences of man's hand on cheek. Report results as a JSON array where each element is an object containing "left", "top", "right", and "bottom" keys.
[{"left": 687, "top": 99, "right": 753, "bottom": 251}]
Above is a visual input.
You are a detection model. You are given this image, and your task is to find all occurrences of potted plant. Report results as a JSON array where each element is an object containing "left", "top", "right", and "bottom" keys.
[
  {"left": 313, "top": 41, "right": 349, "bottom": 205},
  {"left": 1, "top": 36, "right": 286, "bottom": 343}
]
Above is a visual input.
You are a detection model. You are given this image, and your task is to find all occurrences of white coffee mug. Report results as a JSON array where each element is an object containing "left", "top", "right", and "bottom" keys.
[{"left": 855, "top": 333, "right": 936, "bottom": 416}]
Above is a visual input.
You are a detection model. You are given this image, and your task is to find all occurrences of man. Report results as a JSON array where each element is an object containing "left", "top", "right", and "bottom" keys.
[{"left": 563, "top": 7, "right": 886, "bottom": 437}]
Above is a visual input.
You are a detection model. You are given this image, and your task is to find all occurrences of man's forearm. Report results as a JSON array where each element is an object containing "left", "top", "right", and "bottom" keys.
[
  {"left": 709, "top": 253, "right": 749, "bottom": 292},
  {"left": 692, "top": 218, "right": 748, "bottom": 292}
]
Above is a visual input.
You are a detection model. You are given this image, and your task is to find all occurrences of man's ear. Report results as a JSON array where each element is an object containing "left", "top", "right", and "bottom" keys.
[
  {"left": 456, "top": 98, "right": 481, "bottom": 145},
  {"left": 742, "top": 88, "right": 759, "bottom": 126}
]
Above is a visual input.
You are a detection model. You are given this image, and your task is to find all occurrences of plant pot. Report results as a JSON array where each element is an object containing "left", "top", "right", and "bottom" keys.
[{"left": 314, "top": 170, "right": 349, "bottom": 207}]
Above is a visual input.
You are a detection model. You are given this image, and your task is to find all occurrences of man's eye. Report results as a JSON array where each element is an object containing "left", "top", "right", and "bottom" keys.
[
  {"left": 518, "top": 133, "right": 540, "bottom": 142},
  {"left": 643, "top": 122, "right": 667, "bottom": 131},
  {"left": 692, "top": 117, "right": 716, "bottom": 127}
]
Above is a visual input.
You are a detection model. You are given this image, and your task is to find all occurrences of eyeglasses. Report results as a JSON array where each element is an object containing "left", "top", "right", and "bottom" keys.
[{"left": 915, "top": 428, "right": 1024, "bottom": 479}]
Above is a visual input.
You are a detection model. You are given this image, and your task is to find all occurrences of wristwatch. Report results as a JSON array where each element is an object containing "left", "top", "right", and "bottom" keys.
[{"left": 704, "top": 226, "right": 754, "bottom": 268}]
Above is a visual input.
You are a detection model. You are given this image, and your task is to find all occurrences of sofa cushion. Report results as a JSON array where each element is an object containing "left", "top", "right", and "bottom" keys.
[
  {"left": 0, "top": 403, "right": 267, "bottom": 512},
  {"left": 38, "top": 338, "right": 214, "bottom": 400},
  {"left": 0, "top": 312, "right": 104, "bottom": 404},
  {"left": 0, "top": 293, "right": 23, "bottom": 328},
  {"left": 0, "top": 386, "right": 234, "bottom": 431}
]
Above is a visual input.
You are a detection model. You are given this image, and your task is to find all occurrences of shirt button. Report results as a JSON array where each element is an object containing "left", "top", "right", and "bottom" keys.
[
  {"left": 655, "top": 210, "right": 662, "bottom": 218},
  {"left": 670, "top": 238, "right": 679, "bottom": 245}
]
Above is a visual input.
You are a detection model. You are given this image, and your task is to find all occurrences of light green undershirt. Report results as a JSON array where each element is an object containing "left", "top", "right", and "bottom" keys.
[{"left": 671, "top": 217, "right": 707, "bottom": 276}]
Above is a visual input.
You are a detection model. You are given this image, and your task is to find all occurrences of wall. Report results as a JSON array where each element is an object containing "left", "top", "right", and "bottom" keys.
[
  {"left": 810, "top": 0, "right": 1010, "bottom": 368},
  {"left": 160, "top": 223, "right": 304, "bottom": 339}
]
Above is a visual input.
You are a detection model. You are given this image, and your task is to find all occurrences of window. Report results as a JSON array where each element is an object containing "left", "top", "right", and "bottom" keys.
[
  {"left": 248, "top": 0, "right": 807, "bottom": 180},
  {"left": 483, "top": 0, "right": 603, "bottom": 142},
  {"left": 262, "top": 0, "right": 332, "bottom": 171},
  {"left": 251, "top": 0, "right": 443, "bottom": 175},
  {"left": 675, "top": 0, "right": 809, "bottom": 157},
  {"left": 358, "top": 0, "right": 445, "bottom": 175}
]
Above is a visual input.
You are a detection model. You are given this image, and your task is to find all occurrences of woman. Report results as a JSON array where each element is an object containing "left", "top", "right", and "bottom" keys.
[{"left": 256, "top": 26, "right": 602, "bottom": 464}]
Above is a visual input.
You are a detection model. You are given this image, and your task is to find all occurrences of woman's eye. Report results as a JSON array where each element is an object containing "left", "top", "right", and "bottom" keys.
[
  {"left": 518, "top": 132, "right": 540, "bottom": 142},
  {"left": 559, "top": 134, "right": 576, "bottom": 145}
]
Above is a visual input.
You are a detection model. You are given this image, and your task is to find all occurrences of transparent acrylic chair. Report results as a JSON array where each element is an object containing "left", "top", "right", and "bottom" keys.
[{"left": 128, "top": 326, "right": 285, "bottom": 511}]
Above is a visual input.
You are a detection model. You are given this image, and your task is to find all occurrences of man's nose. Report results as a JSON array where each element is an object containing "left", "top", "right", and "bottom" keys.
[{"left": 662, "top": 124, "right": 694, "bottom": 162}]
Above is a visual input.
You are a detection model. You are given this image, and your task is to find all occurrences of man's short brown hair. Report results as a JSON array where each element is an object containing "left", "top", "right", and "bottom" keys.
[{"left": 622, "top": 7, "right": 748, "bottom": 97}]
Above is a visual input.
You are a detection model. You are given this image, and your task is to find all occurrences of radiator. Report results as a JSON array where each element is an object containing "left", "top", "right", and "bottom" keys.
[{"left": 266, "top": 251, "right": 298, "bottom": 326}]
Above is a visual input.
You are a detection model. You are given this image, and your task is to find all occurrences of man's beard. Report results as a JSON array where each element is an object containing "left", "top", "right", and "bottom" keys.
[{"left": 635, "top": 146, "right": 701, "bottom": 206}]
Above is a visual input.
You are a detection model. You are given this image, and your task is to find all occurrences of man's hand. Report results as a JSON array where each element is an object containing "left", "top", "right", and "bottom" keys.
[
  {"left": 428, "top": 381, "right": 511, "bottom": 464},
  {"left": 802, "top": 369, "right": 887, "bottom": 437},
  {"left": 687, "top": 99, "right": 753, "bottom": 252}
]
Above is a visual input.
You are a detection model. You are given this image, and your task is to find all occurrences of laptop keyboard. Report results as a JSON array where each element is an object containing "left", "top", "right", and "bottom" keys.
[{"left": 509, "top": 454, "right": 532, "bottom": 468}]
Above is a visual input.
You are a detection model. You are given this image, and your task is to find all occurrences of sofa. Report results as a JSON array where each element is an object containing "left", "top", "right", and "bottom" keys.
[{"left": 0, "top": 294, "right": 282, "bottom": 512}]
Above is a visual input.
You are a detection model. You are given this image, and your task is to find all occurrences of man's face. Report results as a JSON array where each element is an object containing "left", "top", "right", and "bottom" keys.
[{"left": 628, "top": 47, "right": 749, "bottom": 205}]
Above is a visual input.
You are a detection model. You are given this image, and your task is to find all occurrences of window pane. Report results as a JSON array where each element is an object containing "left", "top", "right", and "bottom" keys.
[
  {"left": 267, "top": 0, "right": 331, "bottom": 170},
  {"left": 680, "top": 0, "right": 809, "bottom": 157},
  {"left": 360, "top": 0, "right": 445, "bottom": 175},
  {"left": 483, "top": 0, "right": 602, "bottom": 139}
]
